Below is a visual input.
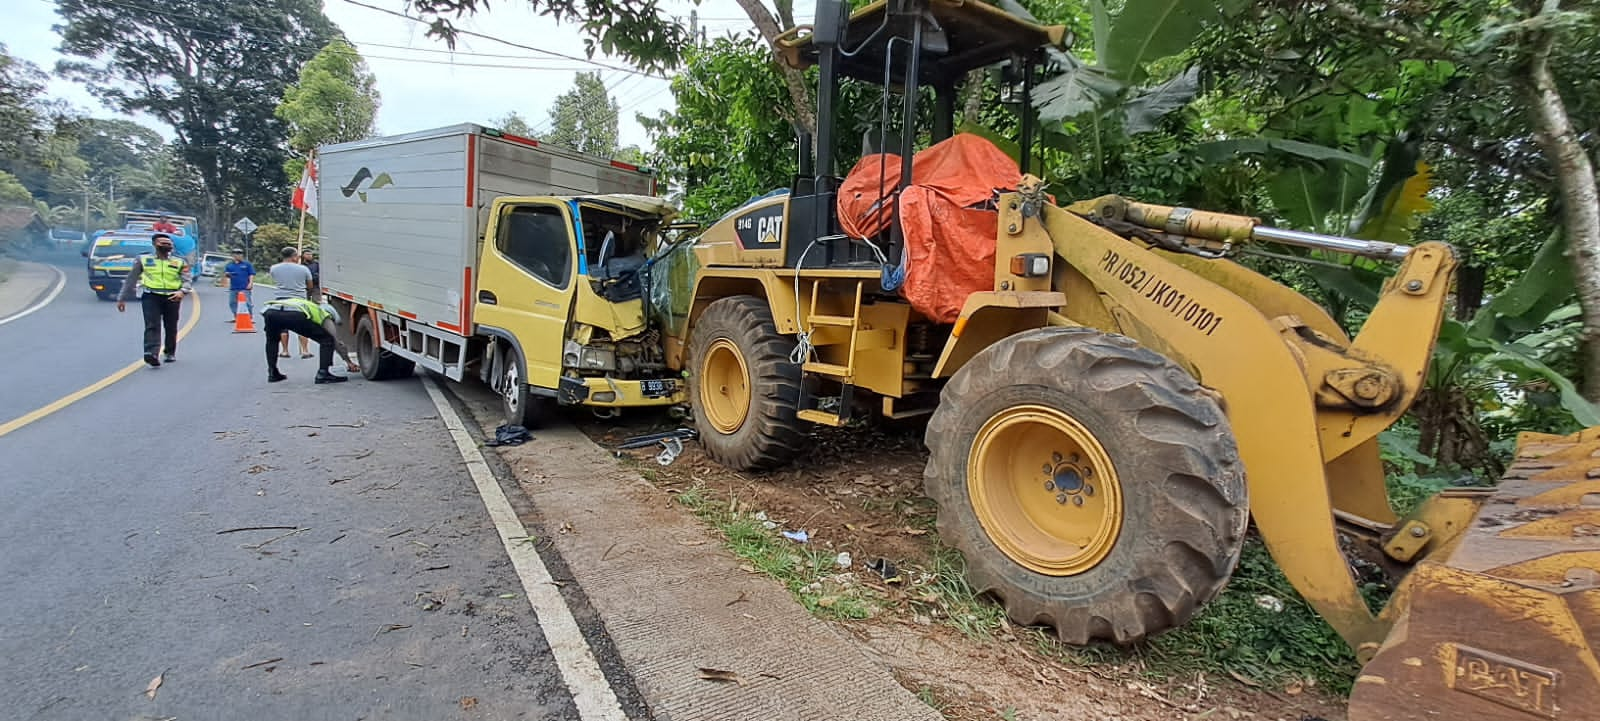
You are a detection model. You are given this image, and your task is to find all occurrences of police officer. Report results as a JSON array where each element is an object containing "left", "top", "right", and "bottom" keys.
[
  {"left": 261, "top": 296, "right": 348, "bottom": 384},
  {"left": 117, "top": 233, "right": 191, "bottom": 367}
]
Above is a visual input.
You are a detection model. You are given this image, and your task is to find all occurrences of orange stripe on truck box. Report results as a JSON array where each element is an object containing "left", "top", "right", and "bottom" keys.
[
  {"left": 462, "top": 267, "right": 473, "bottom": 331},
  {"left": 437, "top": 322, "right": 462, "bottom": 333},
  {"left": 333, "top": 291, "right": 353, "bottom": 301},
  {"left": 499, "top": 133, "right": 539, "bottom": 148},
  {"left": 610, "top": 159, "right": 639, "bottom": 171},
  {"left": 398, "top": 310, "right": 417, "bottom": 320}
]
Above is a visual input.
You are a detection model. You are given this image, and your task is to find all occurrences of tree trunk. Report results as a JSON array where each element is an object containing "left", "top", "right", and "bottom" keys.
[
  {"left": 734, "top": 0, "right": 816, "bottom": 138},
  {"left": 1522, "top": 1, "right": 1600, "bottom": 402}
]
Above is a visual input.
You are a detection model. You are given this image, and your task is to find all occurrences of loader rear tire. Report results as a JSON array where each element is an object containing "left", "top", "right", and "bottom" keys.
[
  {"left": 689, "top": 295, "right": 805, "bottom": 470},
  {"left": 925, "top": 326, "right": 1248, "bottom": 645}
]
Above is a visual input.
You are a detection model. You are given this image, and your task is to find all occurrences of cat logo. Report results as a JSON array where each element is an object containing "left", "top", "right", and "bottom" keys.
[{"left": 758, "top": 215, "right": 783, "bottom": 246}]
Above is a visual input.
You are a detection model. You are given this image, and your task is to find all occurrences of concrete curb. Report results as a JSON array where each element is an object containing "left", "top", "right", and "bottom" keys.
[{"left": 457, "top": 393, "right": 943, "bottom": 721}]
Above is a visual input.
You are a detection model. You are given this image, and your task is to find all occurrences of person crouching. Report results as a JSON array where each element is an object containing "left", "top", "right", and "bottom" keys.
[{"left": 261, "top": 297, "right": 347, "bottom": 384}]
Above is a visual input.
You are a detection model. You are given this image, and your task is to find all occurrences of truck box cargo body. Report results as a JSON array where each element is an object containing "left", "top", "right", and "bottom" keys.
[
  {"left": 318, "top": 123, "right": 682, "bottom": 419},
  {"left": 320, "top": 123, "right": 654, "bottom": 346}
]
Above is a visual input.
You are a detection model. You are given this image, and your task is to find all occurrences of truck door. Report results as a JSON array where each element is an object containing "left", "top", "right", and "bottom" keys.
[{"left": 474, "top": 201, "right": 578, "bottom": 390}]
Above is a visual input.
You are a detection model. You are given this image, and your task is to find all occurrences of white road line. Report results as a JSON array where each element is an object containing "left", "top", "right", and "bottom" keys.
[
  {"left": 422, "top": 377, "right": 630, "bottom": 721},
  {"left": 0, "top": 265, "right": 67, "bottom": 326}
]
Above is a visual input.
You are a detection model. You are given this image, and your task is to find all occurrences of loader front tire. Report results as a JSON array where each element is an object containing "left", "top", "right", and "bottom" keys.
[
  {"left": 925, "top": 327, "right": 1248, "bottom": 645},
  {"left": 689, "top": 296, "right": 805, "bottom": 470}
]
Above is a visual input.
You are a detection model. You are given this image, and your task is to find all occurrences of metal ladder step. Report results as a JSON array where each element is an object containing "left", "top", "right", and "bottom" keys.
[
  {"left": 802, "top": 361, "right": 853, "bottom": 378},
  {"left": 807, "top": 314, "right": 856, "bottom": 327},
  {"left": 796, "top": 408, "right": 845, "bottom": 427}
]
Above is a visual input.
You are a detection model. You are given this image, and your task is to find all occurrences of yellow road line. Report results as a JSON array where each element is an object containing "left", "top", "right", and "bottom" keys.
[{"left": 0, "top": 292, "right": 203, "bottom": 439}]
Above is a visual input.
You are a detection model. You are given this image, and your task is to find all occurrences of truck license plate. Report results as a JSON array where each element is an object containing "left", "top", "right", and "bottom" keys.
[{"left": 640, "top": 379, "right": 677, "bottom": 398}]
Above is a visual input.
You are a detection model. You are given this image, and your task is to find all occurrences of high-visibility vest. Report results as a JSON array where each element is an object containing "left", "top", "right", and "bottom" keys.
[
  {"left": 140, "top": 255, "right": 185, "bottom": 291},
  {"left": 264, "top": 296, "right": 329, "bottom": 325}
]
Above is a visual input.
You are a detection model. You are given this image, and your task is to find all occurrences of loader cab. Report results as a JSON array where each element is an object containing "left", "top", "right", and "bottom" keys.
[
  {"left": 473, "top": 194, "right": 676, "bottom": 393},
  {"left": 696, "top": 0, "right": 1065, "bottom": 272}
]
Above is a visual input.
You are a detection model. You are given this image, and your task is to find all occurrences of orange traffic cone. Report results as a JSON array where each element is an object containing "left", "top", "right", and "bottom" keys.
[{"left": 232, "top": 292, "right": 257, "bottom": 333}]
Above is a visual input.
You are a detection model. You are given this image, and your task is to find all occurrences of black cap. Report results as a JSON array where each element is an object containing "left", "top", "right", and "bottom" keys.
[{"left": 152, "top": 233, "right": 173, "bottom": 244}]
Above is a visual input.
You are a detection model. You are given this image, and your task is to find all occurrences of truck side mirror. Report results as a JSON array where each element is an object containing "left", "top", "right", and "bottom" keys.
[{"left": 813, "top": 0, "right": 848, "bottom": 45}]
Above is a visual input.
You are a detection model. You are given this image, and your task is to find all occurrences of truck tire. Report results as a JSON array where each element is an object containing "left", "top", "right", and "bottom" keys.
[
  {"left": 688, "top": 295, "right": 805, "bottom": 470},
  {"left": 355, "top": 315, "right": 415, "bottom": 381},
  {"left": 924, "top": 326, "right": 1248, "bottom": 645},
  {"left": 494, "top": 341, "right": 544, "bottom": 427}
]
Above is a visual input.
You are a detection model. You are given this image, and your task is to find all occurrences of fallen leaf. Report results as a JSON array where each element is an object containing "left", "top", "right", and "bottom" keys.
[
  {"left": 900, "top": 528, "right": 929, "bottom": 536},
  {"left": 145, "top": 673, "right": 164, "bottom": 699},
  {"left": 1284, "top": 679, "right": 1304, "bottom": 695},
  {"left": 697, "top": 667, "right": 744, "bottom": 686},
  {"left": 460, "top": 696, "right": 478, "bottom": 710}
]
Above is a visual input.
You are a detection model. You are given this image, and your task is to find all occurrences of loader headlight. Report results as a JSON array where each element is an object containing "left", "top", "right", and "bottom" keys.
[{"left": 1010, "top": 253, "right": 1050, "bottom": 278}]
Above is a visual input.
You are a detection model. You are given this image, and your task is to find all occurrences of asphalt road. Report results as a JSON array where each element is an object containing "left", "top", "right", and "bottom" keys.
[{"left": 0, "top": 265, "right": 587, "bottom": 721}]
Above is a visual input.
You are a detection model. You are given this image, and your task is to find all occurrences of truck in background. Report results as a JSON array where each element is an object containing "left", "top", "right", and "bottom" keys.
[{"left": 319, "top": 123, "right": 683, "bottom": 422}]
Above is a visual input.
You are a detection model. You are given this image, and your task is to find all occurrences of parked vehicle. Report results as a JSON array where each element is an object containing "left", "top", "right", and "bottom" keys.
[
  {"left": 200, "top": 252, "right": 230, "bottom": 277},
  {"left": 320, "top": 123, "right": 679, "bottom": 420}
]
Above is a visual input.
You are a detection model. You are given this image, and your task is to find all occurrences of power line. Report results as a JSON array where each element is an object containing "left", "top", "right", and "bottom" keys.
[{"left": 339, "top": 0, "right": 666, "bottom": 79}]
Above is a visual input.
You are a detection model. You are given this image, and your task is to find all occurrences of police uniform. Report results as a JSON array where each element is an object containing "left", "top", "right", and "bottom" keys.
[
  {"left": 262, "top": 297, "right": 346, "bottom": 383},
  {"left": 117, "top": 238, "right": 191, "bottom": 366}
]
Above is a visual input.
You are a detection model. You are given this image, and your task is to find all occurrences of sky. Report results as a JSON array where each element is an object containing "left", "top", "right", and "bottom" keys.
[{"left": 5, "top": 0, "right": 816, "bottom": 153}]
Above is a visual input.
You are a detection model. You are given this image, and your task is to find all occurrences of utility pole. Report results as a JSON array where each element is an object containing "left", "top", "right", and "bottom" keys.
[{"left": 82, "top": 180, "right": 90, "bottom": 235}]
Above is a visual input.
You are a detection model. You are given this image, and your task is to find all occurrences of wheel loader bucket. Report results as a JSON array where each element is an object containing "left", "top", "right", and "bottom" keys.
[{"left": 1349, "top": 428, "right": 1600, "bottom": 720}]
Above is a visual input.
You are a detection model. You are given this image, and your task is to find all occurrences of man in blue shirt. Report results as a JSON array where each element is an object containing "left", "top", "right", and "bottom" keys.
[{"left": 223, "top": 248, "right": 255, "bottom": 319}]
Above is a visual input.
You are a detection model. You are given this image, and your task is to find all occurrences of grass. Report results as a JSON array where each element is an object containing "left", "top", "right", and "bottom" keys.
[
  {"left": 636, "top": 463, "right": 1357, "bottom": 698},
  {"left": 671, "top": 482, "right": 881, "bottom": 621}
]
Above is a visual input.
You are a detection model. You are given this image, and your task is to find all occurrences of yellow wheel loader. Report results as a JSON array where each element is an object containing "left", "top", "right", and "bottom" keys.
[{"left": 660, "top": 1, "right": 1600, "bottom": 718}]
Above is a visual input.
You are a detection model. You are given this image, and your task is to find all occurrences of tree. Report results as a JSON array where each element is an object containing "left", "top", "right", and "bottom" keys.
[
  {"left": 493, "top": 112, "right": 532, "bottom": 136},
  {"left": 410, "top": 0, "right": 690, "bottom": 73},
  {"left": 276, "top": 39, "right": 380, "bottom": 163},
  {"left": 1206, "top": 0, "right": 1600, "bottom": 399},
  {"left": 56, "top": 0, "right": 337, "bottom": 245},
  {"left": 0, "top": 45, "right": 49, "bottom": 162},
  {"left": 0, "top": 171, "right": 33, "bottom": 206},
  {"left": 543, "top": 71, "right": 619, "bottom": 156}
]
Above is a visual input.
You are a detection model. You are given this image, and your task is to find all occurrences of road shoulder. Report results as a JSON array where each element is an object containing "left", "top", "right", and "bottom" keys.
[
  {"left": 0, "top": 260, "right": 64, "bottom": 321},
  {"left": 454, "top": 388, "right": 943, "bottom": 721}
]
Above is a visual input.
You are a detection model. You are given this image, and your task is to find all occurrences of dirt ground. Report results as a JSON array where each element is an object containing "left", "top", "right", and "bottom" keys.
[{"left": 572, "top": 410, "right": 1347, "bottom": 721}]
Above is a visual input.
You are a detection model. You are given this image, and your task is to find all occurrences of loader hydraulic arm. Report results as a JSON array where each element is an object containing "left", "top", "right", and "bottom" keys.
[{"left": 1066, "top": 195, "right": 1416, "bottom": 262}]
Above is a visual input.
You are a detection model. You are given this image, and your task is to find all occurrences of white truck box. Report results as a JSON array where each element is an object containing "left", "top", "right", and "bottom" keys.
[{"left": 319, "top": 123, "right": 654, "bottom": 336}]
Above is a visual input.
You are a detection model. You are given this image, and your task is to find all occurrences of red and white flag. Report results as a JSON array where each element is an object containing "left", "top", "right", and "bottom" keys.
[{"left": 291, "top": 155, "right": 318, "bottom": 217}]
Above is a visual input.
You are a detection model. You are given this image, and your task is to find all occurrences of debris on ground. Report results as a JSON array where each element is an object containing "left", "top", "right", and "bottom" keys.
[
  {"left": 697, "top": 667, "right": 745, "bottom": 686},
  {"left": 485, "top": 424, "right": 532, "bottom": 447},
  {"left": 781, "top": 529, "right": 809, "bottom": 543},
  {"left": 144, "top": 672, "right": 164, "bottom": 699}
]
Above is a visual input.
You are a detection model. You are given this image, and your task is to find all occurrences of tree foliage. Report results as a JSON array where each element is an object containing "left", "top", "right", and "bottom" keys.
[
  {"left": 55, "top": 0, "right": 337, "bottom": 242},
  {"left": 411, "top": 0, "right": 690, "bottom": 73},
  {"left": 542, "top": 71, "right": 620, "bottom": 157},
  {"left": 277, "top": 39, "right": 380, "bottom": 160},
  {"left": 493, "top": 111, "right": 533, "bottom": 136}
]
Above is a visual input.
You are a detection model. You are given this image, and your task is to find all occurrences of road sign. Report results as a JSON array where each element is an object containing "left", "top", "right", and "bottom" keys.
[{"left": 233, "top": 217, "right": 258, "bottom": 235}]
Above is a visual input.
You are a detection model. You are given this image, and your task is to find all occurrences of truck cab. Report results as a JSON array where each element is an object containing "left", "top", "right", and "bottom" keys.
[{"left": 473, "top": 193, "right": 683, "bottom": 418}]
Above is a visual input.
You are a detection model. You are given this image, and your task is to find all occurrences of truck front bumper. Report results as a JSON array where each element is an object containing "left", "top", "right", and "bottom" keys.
[{"left": 559, "top": 376, "right": 685, "bottom": 407}]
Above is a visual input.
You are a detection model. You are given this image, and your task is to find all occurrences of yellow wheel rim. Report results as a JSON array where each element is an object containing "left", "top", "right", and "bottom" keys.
[
  {"left": 967, "top": 405, "right": 1123, "bottom": 576},
  {"left": 700, "top": 338, "right": 751, "bottom": 434}
]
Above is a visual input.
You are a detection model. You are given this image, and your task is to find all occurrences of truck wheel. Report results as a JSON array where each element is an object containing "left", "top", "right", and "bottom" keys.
[
  {"left": 924, "top": 326, "right": 1248, "bottom": 644},
  {"left": 495, "top": 342, "right": 543, "bottom": 427},
  {"left": 355, "top": 315, "right": 415, "bottom": 381},
  {"left": 688, "top": 295, "right": 804, "bottom": 470}
]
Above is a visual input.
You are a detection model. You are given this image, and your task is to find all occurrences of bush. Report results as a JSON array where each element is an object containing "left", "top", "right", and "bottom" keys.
[{"left": 245, "top": 222, "right": 316, "bottom": 269}]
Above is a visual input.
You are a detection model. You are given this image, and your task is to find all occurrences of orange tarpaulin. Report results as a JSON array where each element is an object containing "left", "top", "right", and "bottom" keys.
[{"left": 835, "top": 134, "right": 1021, "bottom": 323}]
